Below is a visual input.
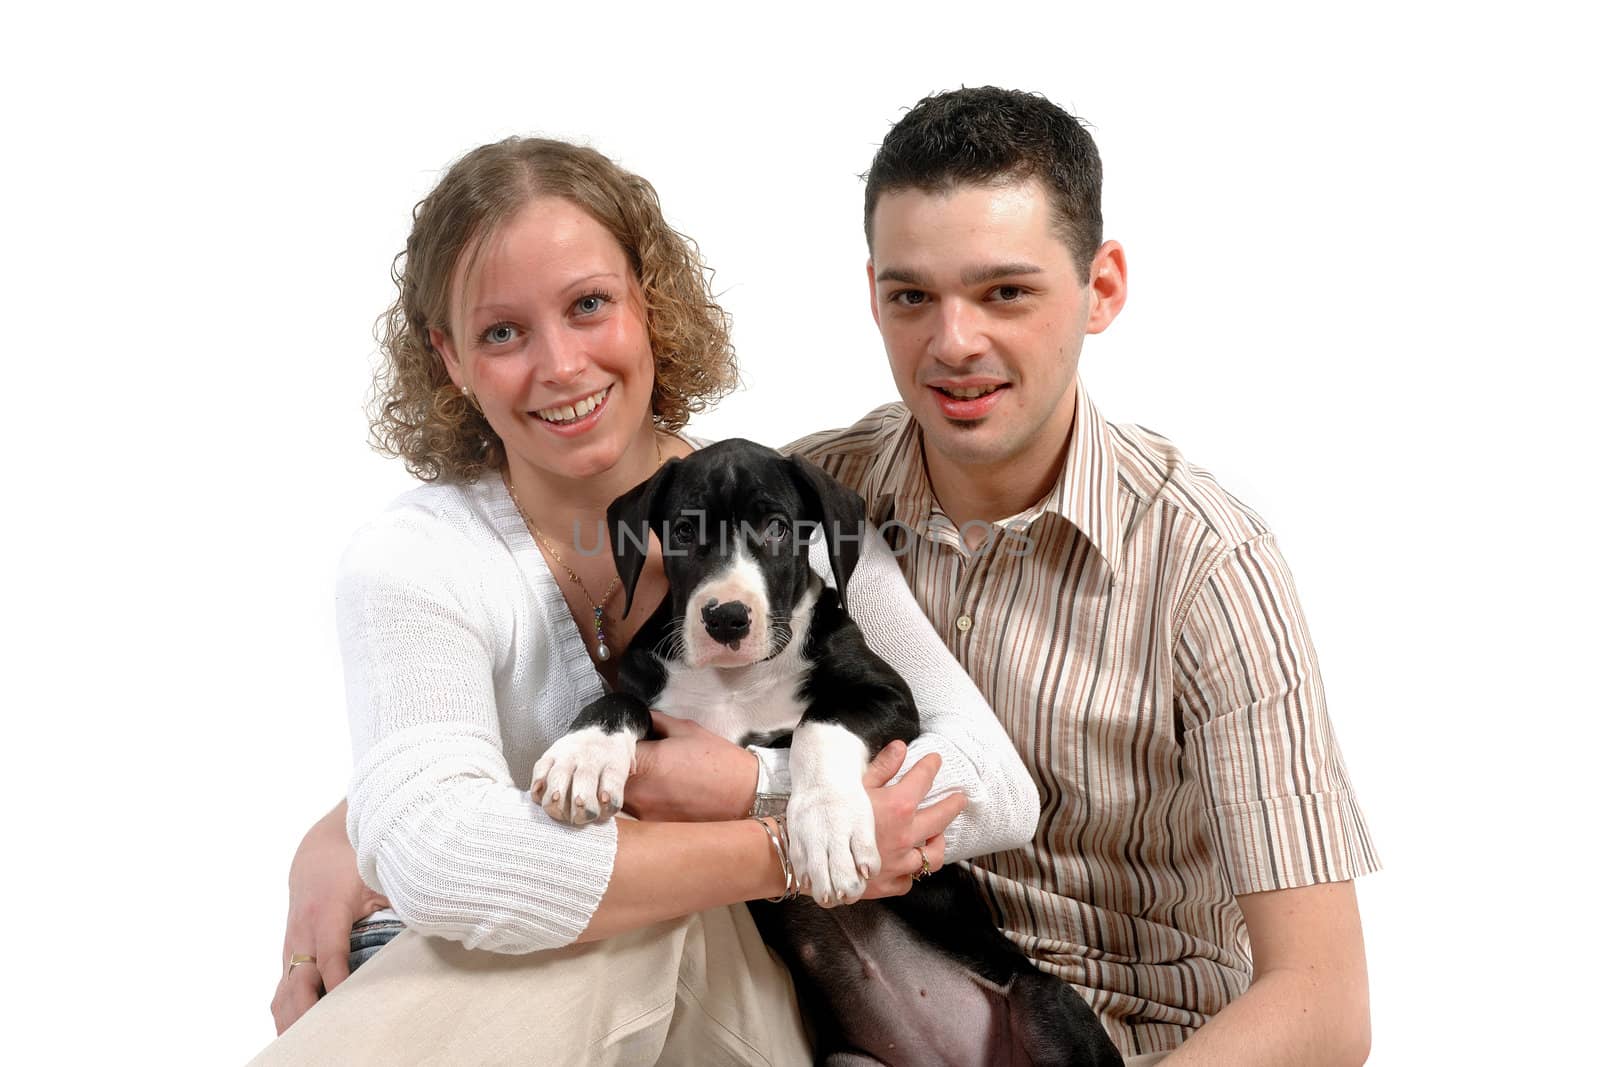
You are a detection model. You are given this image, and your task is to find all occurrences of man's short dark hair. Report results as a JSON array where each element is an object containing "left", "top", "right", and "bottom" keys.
[{"left": 864, "top": 87, "right": 1103, "bottom": 281}]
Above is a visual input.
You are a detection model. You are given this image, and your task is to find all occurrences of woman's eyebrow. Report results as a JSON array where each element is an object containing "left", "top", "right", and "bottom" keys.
[
  {"left": 559, "top": 271, "right": 624, "bottom": 294},
  {"left": 468, "top": 272, "right": 626, "bottom": 316}
]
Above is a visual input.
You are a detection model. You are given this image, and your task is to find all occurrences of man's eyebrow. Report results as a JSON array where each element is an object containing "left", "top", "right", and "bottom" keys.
[
  {"left": 875, "top": 263, "right": 1045, "bottom": 288},
  {"left": 961, "top": 262, "right": 1043, "bottom": 285},
  {"left": 874, "top": 267, "right": 925, "bottom": 286}
]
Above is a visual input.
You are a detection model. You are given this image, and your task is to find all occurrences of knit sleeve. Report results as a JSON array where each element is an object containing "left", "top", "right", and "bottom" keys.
[
  {"left": 754, "top": 525, "right": 1041, "bottom": 861},
  {"left": 337, "top": 510, "right": 618, "bottom": 953}
]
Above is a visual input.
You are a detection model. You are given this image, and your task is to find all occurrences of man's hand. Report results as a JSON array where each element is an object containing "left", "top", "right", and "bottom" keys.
[
  {"left": 857, "top": 741, "right": 966, "bottom": 901},
  {"left": 270, "top": 800, "right": 389, "bottom": 1035},
  {"left": 623, "top": 711, "right": 761, "bottom": 822},
  {"left": 1162, "top": 880, "right": 1370, "bottom": 1066}
]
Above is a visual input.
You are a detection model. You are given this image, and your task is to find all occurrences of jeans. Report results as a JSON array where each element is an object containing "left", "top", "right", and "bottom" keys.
[{"left": 348, "top": 910, "right": 405, "bottom": 973}]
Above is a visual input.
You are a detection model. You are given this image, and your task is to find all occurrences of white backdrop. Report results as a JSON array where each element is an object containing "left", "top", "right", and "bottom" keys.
[{"left": 5, "top": 2, "right": 1594, "bottom": 1063}]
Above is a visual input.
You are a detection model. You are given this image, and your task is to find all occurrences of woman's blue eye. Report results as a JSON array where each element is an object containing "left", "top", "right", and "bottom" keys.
[
  {"left": 485, "top": 324, "right": 516, "bottom": 344},
  {"left": 575, "top": 294, "right": 606, "bottom": 315}
]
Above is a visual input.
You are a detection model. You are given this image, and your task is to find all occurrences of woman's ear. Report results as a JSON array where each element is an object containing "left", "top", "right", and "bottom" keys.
[{"left": 429, "top": 326, "right": 467, "bottom": 390}]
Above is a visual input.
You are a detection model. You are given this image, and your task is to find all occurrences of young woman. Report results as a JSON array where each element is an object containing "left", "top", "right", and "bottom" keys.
[{"left": 255, "top": 137, "right": 1040, "bottom": 1064}]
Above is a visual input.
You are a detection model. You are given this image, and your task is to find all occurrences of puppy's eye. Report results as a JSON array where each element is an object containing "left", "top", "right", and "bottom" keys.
[
  {"left": 762, "top": 516, "right": 789, "bottom": 545},
  {"left": 670, "top": 518, "right": 697, "bottom": 546}
]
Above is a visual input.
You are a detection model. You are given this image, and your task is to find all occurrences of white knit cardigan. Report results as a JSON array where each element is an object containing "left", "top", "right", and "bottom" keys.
[{"left": 339, "top": 468, "right": 1041, "bottom": 953}]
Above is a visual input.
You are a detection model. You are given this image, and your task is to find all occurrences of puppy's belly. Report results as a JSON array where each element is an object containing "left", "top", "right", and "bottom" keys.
[
  {"left": 761, "top": 900, "right": 1009, "bottom": 1066},
  {"left": 653, "top": 661, "right": 807, "bottom": 744}
]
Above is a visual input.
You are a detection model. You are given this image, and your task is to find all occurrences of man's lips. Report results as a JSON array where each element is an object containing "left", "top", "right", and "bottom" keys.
[{"left": 927, "top": 381, "right": 1008, "bottom": 420}]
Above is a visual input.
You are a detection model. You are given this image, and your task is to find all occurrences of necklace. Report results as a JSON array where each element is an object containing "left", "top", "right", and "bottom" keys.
[{"left": 503, "top": 433, "right": 666, "bottom": 663}]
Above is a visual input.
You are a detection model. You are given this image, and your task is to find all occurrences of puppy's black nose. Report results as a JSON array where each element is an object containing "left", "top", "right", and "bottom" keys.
[{"left": 701, "top": 600, "right": 751, "bottom": 645}]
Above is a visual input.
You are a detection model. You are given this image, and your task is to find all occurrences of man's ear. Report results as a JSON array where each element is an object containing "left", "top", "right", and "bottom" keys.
[
  {"left": 1085, "top": 241, "right": 1128, "bottom": 335},
  {"left": 866, "top": 258, "right": 883, "bottom": 329},
  {"left": 429, "top": 326, "right": 466, "bottom": 390}
]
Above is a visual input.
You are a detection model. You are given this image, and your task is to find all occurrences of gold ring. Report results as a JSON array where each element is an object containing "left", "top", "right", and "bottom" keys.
[
  {"left": 912, "top": 845, "right": 931, "bottom": 881},
  {"left": 286, "top": 953, "right": 317, "bottom": 976}
]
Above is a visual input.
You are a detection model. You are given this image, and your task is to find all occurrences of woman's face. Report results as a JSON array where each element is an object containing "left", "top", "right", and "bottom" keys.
[{"left": 431, "top": 196, "right": 656, "bottom": 483}]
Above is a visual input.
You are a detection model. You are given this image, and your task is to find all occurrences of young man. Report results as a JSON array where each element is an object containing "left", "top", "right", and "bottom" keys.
[
  {"left": 781, "top": 87, "right": 1378, "bottom": 1064},
  {"left": 265, "top": 90, "right": 1376, "bottom": 1066}
]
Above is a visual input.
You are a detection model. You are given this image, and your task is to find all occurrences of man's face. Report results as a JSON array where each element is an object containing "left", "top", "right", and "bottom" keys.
[{"left": 868, "top": 180, "right": 1121, "bottom": 473}]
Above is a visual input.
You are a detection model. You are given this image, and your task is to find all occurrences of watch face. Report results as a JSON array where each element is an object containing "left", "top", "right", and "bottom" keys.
[{"left": 750, "top": 793, "right": 789, "bottom": 819}]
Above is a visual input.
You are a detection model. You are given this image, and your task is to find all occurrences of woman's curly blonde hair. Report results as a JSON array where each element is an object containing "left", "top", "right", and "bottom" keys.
[{"left": 371, "top": 138, "right": 737, "bottom": 482}]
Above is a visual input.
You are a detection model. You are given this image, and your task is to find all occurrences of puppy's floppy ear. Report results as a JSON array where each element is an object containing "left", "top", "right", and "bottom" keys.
[
  {"left": 789, "top": 455, "right": 868, "bottom": 612},
  {"left": 607, "top": 459, "right": 678, "bottom": 618}
]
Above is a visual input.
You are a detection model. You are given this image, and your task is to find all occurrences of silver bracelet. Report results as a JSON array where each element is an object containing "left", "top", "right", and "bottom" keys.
[{"left": 751, "top": 815, "right": 798, "bottom": 902}]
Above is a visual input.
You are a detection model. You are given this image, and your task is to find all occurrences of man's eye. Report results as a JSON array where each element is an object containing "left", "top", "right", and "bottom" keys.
[
  {"left": 891, "top": 290, "right": 928, "bottom": 307},
  {"left": 993, "top": 285, "right": 1024, "bottom": 301},
  {"left": 763, "top": 516, "right": 790, "bottom": 544},
  {"left": 482, "top": 323, "right": 517, "bottom": 344}
]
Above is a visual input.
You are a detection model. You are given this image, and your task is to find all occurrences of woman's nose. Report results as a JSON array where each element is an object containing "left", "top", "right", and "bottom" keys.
[{"left": 534, "top": 328, "right": 587, "bottom": 385}]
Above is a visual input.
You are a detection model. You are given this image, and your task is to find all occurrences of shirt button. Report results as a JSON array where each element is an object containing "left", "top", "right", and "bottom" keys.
[{"left": 956, "top": 615, "right": 973, "bottom": 633}]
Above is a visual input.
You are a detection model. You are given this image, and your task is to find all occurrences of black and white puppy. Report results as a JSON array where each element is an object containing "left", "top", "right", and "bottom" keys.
[
  {"left": 532, "top": 438, "right": 912, "bottom": 903},
  {"left": 534, "top": 439, "right": 1122, "bottom": 1065}
]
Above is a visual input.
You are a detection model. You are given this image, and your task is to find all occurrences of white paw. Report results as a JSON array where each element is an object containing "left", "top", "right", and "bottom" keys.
[
  {"left": 786, "top": 785, "right": 880, "bottom": 907},
  {"left": 531, "top": 727, "right": 635, "bottom": 826}
]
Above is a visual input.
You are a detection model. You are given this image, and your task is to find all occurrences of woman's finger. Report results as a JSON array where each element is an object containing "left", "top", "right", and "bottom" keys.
[
  {"left": 314, "top": 910, "right": 353, "bottom": 994},
  {"left": 272, "top": 960, "right": 322, "bottom": 1035}
]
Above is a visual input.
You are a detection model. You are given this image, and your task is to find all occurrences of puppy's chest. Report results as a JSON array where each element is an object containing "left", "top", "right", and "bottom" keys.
[{"left": 653, "top": 657, "right": 811, "bottom": 745}]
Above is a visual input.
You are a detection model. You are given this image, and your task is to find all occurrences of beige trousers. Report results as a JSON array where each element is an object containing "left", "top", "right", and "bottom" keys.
[{"left": 249, "top": 904, "right": 811, "bottom": 1067}]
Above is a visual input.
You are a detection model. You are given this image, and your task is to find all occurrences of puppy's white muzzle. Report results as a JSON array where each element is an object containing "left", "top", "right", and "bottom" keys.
[{"left": 683, "top": 545, "right": 771, "bottom": 668}]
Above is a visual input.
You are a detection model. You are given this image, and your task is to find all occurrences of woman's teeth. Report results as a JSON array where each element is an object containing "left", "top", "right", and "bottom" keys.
[
  {"left": 939, "top": 385, "right": 1001, "bottom": 399},
  {"left": 535, "top": 387, "right": 609, "bottom": 424}
]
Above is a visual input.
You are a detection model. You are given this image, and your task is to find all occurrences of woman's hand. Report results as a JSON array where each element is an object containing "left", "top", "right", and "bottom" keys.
[
  {"left": 858, "top": 741, "right": 967, "bottom": 900},
  {"left": 623, "top": 711, "right": 760, "bottom": 822},
  {"left": 270, "top": 800, "right": 389, "bottom": 1035}
]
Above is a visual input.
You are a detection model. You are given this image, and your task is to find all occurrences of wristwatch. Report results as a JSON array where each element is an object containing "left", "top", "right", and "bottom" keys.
[{"left": 747, "top": 791, "right": 788, "bottom": 819}]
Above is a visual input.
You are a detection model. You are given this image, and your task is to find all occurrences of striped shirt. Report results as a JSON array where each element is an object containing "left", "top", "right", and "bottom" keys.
[{"left": 788, "top": 382, "right": 1379, "bottom": 1057}]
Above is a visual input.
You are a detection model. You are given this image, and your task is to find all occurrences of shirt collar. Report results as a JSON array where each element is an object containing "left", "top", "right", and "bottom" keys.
[{"left": 867, "top": 380, "right": 1123, "bottom": 574}]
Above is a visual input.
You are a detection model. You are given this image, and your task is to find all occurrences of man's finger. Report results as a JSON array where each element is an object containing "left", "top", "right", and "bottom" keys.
[
  {"left": 910, "top": 791, "right": 967, "bottom": 841},
  {"left": 864, "top": 740, "right": 909, "bottom": 788},
  {"left": 893, "top": 750, "right": 943, "bottom": 797}
]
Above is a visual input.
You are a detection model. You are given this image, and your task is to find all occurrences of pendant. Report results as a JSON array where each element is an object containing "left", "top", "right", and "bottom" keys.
[
  {"left": 593, "top": 607, "right": 610, "bottom": 662},
  {"left": 596, "top": 642, "right": 611, "bottom": 662}
]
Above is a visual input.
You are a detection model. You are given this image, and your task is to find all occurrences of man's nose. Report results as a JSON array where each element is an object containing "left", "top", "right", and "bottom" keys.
[
  {"left": 701, "top": 599, "right": 751, "bottom": 645},
  {"left": 928, "top": 300, "right": 984, "bottom": 364}
]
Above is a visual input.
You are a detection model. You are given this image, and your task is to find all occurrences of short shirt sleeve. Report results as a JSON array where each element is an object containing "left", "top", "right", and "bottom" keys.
[{"left": 1174, "top": 533, "right": 1380, "bottom": 896}]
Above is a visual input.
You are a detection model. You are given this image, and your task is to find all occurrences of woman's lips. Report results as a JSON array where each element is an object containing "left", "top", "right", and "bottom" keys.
[{"left": 530, "top": 385, "right": 612, "bottom": 437}]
